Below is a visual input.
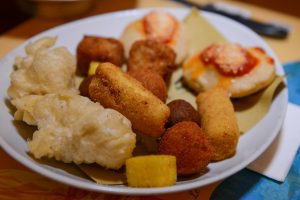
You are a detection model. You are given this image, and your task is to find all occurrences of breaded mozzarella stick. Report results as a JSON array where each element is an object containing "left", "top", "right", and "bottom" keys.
[
  {"left": 196, "top": 88, "right": 239, "bottom": 161},
  {"left": 89, "top": 62, "right": 170, "bottom": 138}
]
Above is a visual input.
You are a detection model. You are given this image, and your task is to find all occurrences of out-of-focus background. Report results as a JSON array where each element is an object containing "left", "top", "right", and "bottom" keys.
[
  {"left": 235, "top": 0, "right": 300, "bottom": 18},
  {"left": 1, "top": 0, "right": 300, "bottom": 34}
]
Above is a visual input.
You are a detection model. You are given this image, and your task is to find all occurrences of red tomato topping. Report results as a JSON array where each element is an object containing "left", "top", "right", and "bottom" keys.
[
  {"left": 200, "top": 43, "right": 258, "bottom": 76},
  {"left": 143, "top": 12, "right": 178, "bottom": 43}
]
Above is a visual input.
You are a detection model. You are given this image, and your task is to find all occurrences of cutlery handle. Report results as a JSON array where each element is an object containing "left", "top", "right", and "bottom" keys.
[{"left": 172, "top": 0, "right": 289, "bottom": 38}]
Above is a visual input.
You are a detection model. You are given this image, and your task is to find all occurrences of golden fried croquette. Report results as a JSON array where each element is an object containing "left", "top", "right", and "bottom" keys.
[
  {"left": 167, "top": 99, "right": 201, "bottom": 127},
  {"left": 159, "top": 121, "right": 212, "bottom": 176},
  {"left": 196, "top": 88, "right": 239, "bottom": 161},
  {"left": 76, "top": 35, "right": 124, "bottom": 75},
  {"left": 127, "top": 68, "right": 167, "bottom": 102},
  {"left": 89, "top": 62, "right": 170, "bottom": 138},
  {"left": 127, "top": 40, "right": 176, "bottom": 81}
]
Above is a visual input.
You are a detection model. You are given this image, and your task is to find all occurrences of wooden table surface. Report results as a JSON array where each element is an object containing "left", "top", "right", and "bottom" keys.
[{"left": 0, "top": 0, "right": 299, "bottom": 199}]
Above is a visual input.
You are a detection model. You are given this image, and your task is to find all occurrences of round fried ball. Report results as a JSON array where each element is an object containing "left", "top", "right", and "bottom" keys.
[
  {"left": 128, "top": 39, "right": 176, "bottom": 81},
  {"left": 167, "top": 99, "right": 201, "bottom": 127},
  {"left": 79, "top": 75, "right": 94, "bottom": 98},
  {"left": 128, "top": 68, "right": 167, "bottom": 102},
  {"left": 77, "top": 35, "right": 124, "bottom": 75},
  {"left": 159, "top": 121, "right": 212, "bottom": 176}
]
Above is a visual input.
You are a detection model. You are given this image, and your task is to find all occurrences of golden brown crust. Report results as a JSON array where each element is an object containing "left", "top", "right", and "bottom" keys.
[
  {"left": 127, "top": 40, "right": 176, "bottom": 81},
  {"left": 127, "top": 68, "right": 167, "bottom": 102},
  {"left": 76, "top": 35, "right": 124, "bottom": 75},
  {"left": 196, "top": 88, "right": 239, "bottom": 161},
  {"left": 79, "top": 75, "right": 94, "bottom": 98},
  {"left": 159, "top": 121, "right": 212, "bottom": 176},
  {"left": 89, "top": 62, "right": 170, "bottom": 138}
]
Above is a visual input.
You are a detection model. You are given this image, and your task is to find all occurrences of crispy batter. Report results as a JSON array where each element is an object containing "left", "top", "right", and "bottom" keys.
[
  {"left": 127, "top": 68, "right": 167, "bottom": 102},
  {"left": 12, "top": 94, "right": 136, "bottom": 170},
  {"left": 89, "top": 62, "right": 170, "bottom": 138},
  {"left": 8, "top": 37, "right": 78, "bottom": 100},
  {"left": 159, "top": 121, "right": 212, "bottom": 176},
  {"left": 76, "top": 35, "right": 124, "bottom": 75},
  {"left": 127, "top": 40, "right": 176, "bottom": 81},
  {"left": 196, "top": 88, "right": 239, "bottom": 161}
]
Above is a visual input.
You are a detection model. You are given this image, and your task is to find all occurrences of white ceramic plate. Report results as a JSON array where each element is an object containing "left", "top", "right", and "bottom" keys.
[{"left": 0, "top": 8, "right": 287, "bottom": 195}]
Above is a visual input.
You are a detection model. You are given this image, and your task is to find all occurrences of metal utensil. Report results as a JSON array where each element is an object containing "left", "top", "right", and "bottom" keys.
[{"left": 172, "top": 0, "right": 289, "bottom": 38}]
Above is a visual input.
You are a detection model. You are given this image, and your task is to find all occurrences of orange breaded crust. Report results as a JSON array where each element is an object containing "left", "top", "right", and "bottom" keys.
[
  {"left": 128, "top": 40, "right": 176, "bottom": 81},
  {"left": 89, "top": 62, "right": 170, "bottom": 138},
  {"left": 76, "top": 36, "right": 124, "bottom": 75},
  {"left": 79, "top": 75, "right": 94, "bottom": 98},
  {"left": 196, "top": 88, "right": 239, "bottom": 161},
  {"left": 159, "top": 122, "right": 212, "bottom": 176},
  {"left": 127, "top": 68, "right": 167, "bottom": 102}
]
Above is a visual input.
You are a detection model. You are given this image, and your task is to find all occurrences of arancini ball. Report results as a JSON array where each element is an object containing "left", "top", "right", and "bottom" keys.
[
  {"left": 128, "top": 68, "right": 167, "bottom": 102},
  {"left": 159, "top": 121, "right": 212, "bottom": 176}
]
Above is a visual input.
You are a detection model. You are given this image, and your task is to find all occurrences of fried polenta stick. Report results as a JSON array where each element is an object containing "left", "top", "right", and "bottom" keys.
[
  {"left": 89, "top": 62, "right": 170, "bottom": 138},
  {"left": 196, "top": 88, "right": 239, "bottom": 161}
]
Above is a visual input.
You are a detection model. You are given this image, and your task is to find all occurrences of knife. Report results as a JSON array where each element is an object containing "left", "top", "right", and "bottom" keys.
[{"left": 171, "top": 0, "right": 289, "bottom": 38}]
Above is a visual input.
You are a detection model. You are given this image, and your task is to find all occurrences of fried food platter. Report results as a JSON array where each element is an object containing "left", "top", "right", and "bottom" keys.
[{"left": 0, "top": 8, "right": 287, "bottom": 195}]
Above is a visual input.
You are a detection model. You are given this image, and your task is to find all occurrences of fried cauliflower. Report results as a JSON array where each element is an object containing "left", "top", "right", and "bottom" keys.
[
  {"left": 8, "top": 37, "right": 78, "bottom": 100},
  {"left": 11, "top": 93, "right": 136, "bottom": 170}
]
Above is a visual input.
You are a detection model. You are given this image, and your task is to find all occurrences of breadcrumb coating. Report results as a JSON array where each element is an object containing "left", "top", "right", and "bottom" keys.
[
  {"left": 89, "top": 62, "right": 170, "bottom": 138},
  {"left": 159, "top": 121, "right": 212, "bottom": 175},
  {"left": 196, "top": 88, "right": 239, "bottom": 161}
]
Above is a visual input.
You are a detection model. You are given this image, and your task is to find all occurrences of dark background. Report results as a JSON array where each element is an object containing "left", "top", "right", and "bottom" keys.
[
  {"left": 1, "top": 0, "right": 299, "bottom": 34},
  {"left": 236, "top": 0, "right": 300, "bottom": 18},
  {"left": 0, "top": 1, "right": 30, "bottom": 34}
]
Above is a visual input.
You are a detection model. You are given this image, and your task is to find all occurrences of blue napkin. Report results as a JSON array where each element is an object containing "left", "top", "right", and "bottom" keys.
[
  {"left": 211, "top": 149, "right": 300, "bottom": 200},
  {"left": 284, "top": 61, "right": 300, "bottom": 105},
  {"left": 211, "top": 62, "right": 300, "bottom": 200}
]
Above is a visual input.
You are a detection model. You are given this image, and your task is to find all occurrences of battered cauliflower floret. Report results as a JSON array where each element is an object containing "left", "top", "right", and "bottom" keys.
[
  {"left": 8, "top": 37, "right": 78, "bottom": 99},
  {"left": 11, "top": 94, "right": 136, "bottom": 170}
]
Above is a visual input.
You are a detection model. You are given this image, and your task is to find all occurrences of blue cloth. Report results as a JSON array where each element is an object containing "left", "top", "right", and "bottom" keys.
[
  {"left": 284, "top": 61, "right": 300, "bottom": 105},
  {"left": 211, "top": 149, "right": 300, "bottom": 200},
  {"left": 211, "top": 62, "right": 300, "bottom": 200}
]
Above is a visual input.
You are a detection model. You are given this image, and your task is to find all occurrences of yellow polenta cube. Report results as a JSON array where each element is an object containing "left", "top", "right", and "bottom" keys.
[
  {"left": 88, "top": 61, "right": 100, "bottom": 76},
  {"left": 126, "top": 155, "right": 177, "bottom": 187}
]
